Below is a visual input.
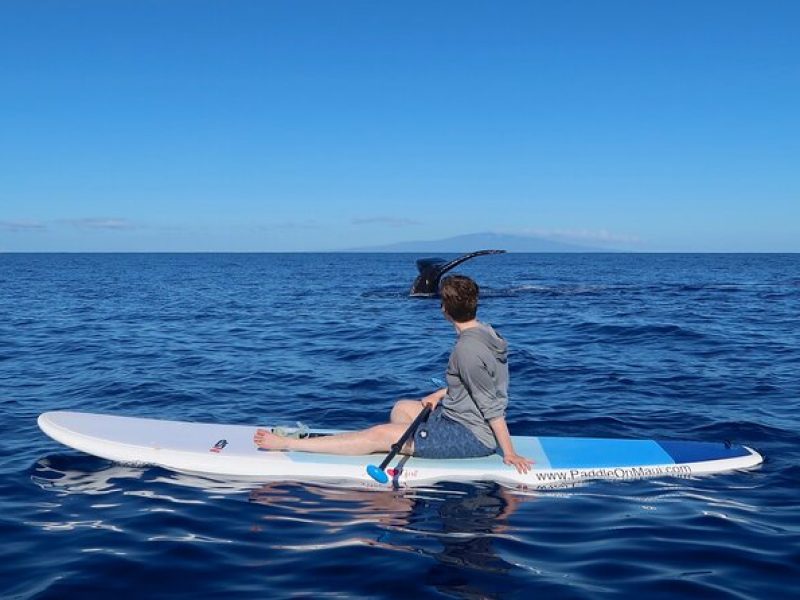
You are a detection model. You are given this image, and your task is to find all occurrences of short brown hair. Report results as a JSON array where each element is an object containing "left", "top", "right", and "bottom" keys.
[{"left": 440, "top": 275, "right": 479, "bottom": 322}]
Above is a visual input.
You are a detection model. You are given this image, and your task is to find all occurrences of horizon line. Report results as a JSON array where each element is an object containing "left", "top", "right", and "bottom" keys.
[{"left": 1, "top": 250, "right": 797, "bottom": 255}]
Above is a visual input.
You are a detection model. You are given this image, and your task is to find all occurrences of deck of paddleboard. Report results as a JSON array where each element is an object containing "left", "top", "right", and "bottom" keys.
[{"left": 38, "top": 411, "right": 763, "bottom": 487}]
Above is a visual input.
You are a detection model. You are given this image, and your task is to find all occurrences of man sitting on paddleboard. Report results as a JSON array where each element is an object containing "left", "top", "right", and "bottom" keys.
[{"left": 253, "top": 275, "right": 532, "bottom": 473}]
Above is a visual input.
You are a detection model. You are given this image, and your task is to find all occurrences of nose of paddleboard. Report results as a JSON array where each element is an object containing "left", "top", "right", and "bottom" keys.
[{"left": 366, "top": 465, "right": 389, "bottom": 484}]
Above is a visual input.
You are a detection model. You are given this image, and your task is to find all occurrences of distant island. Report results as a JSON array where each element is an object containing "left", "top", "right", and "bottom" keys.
[{"left": 343, "top": 232, "right": 614, "bottom": 253}]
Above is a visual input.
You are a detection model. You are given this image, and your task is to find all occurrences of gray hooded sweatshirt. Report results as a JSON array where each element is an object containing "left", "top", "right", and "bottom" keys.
[{"left": 441, "top": 322, "right": 508, "bottom": 449}]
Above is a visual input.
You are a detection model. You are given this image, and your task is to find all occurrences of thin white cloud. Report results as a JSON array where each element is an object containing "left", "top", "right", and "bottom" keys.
[
  {"left": 352, "top": 216, "right": 422, "bottom": 227},
  {"left": 0, "top": 220, "right": 47, "bottom": 232},
  {"left": 512, "top": 228, "right": 643, "bottom": 245},
  {"left": 61, "top": 218, "right": 138, "bottom": 230}
]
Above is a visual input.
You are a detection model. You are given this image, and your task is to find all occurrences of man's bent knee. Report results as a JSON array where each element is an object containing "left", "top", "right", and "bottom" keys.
[{"left": 390, "top": 400, "right": 421, "bottom": 424}]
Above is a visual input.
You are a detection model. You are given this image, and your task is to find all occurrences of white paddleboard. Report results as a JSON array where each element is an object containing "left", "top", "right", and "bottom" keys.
[{"left": 38, "top": 411, "right": 763, "bottom": 488}]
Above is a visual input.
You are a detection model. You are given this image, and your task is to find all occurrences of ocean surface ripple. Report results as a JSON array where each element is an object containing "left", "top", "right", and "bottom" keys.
[{"left": 1, "top": 253, "right": 798, "bottom": 598}]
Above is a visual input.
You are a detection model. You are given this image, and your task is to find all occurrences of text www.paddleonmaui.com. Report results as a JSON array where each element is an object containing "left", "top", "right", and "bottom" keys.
[{"left": 534, "top": 464, "right": 693, "bottom": 483}]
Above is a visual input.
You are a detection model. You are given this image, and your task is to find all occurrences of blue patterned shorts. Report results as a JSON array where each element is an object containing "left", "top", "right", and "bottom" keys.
[{"left": 413, "top": 406, "right": 496, "bottom": 459}]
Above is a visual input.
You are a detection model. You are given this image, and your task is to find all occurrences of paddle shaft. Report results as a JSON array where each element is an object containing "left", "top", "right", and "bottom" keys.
[{"left": 377, "top": 404, "right": 432, "bottom": 470}]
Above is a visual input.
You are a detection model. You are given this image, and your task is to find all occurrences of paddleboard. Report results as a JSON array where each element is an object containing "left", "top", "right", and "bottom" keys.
[{"left": 38, "top": 411, "right": 763, "bottom": 488}]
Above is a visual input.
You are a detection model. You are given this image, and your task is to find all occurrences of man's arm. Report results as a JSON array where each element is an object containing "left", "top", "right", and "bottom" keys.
[
  {"left": 489, "top": 416, "right": 533, "bottom": 474},
  {"left": 422, "top": 388, "right": 447, "bottom": 408}
]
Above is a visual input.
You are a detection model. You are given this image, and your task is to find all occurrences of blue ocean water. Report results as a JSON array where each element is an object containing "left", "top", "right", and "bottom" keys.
[{"left": 1, "top": 253, "right": 798, "bottom": 599}]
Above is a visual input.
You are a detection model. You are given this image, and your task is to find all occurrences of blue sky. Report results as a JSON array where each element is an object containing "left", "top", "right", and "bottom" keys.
[{"left": 1, "top": 1, "right": 798, "bottom": 252}]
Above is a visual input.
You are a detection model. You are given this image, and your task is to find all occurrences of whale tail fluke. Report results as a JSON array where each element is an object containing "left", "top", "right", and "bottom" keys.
[{"left": 409, "top": 249, "right": 506, "bottom": 297}]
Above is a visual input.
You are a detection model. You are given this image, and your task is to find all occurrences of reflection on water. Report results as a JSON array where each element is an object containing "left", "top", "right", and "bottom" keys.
[
  {"left": 249, "top": 481, "right": 537, "bottom": 597},
  {"left": 31, "top": 455, "right": 142, "bottom": 496},
  {"left": 30, "top": 454, "right": 546, "bottom": 598}
]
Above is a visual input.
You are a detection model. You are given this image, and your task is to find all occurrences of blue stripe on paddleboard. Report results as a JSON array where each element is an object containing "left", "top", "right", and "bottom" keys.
[
  {"left": 657, "top": 441, "right": 751, "bottom": 464},
  {"left": 539, "top": 438, "right": 675, "bottom": 469}
]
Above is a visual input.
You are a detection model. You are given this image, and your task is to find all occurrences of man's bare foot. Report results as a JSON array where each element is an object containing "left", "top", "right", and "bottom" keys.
[{"left": 253, "top": 428, "right": 291, "bottom": 450}]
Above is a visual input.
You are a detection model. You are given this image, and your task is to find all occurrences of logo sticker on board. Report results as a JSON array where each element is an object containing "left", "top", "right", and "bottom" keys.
[{"left": 210, "top": 439, "right": 228, "bottom": 453}]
